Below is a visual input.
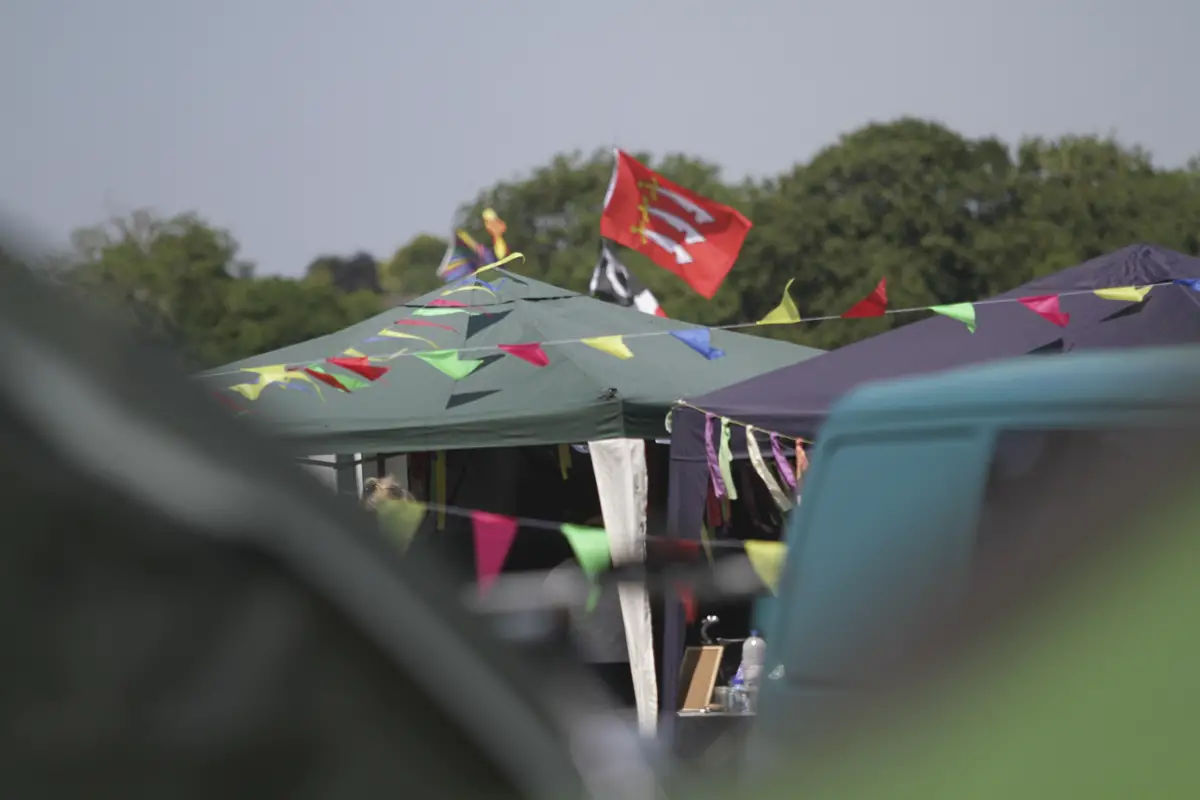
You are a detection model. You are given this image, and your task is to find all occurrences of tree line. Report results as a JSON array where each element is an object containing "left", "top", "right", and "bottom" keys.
[{"left": 50, "top": 118, "right": 1200, "bottom": 368}]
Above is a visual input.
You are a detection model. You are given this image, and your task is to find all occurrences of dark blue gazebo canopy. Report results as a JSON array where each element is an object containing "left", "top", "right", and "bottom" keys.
[{"left": 660, "top": 243, "right": 1200, "bottom": 733}]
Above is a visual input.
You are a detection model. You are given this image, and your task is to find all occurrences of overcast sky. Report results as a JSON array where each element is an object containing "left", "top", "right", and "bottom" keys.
[{"left": 3, "top": 0, "right": 1196, "bottom": 275}]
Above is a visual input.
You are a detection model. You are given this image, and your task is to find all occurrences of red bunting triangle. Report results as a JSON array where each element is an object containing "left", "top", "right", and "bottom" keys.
[
  {"left": 1018, "top": 295, "right": 1070, "bottom": 327},
  {"left": 326, "top": 356, "right": 389, "bottom": 381},
  {"left": 654, "top": 307, "right": 668, "bottom": 318},
  {"left": 429, "top": 299, "right": 467, "bottom": 308},
  {"left": 498, "top": 342, "right": 550, "bottom": 367},
  {"left": 304, "top": 367, "right": 350, "bottom": 391},
  {"left": 673, "top": 580, "right": 697, "bottom": 624},
  {"left": 472, "top": 511, "right": 519, "bottom": 596},
  {"left": 841, "top": 278, "right": 888, "bottom": 318},
  {"left": 395, "top": 319, "right": 457, "bottom": 331}
]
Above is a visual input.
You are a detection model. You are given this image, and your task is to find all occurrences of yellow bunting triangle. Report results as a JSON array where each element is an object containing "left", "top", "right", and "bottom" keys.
[
  {"left": 238, "top": 365, "right": 325, "bottom": 399},
  {"left": 470, "top": 251, "right": 525, "bottom": 277},
  {"left": 229, "top": 383, "right": 266, "bottom": 400},
  {"left": 1094, "top": 286, "right": 1152, "bottom": 303},
  {"left": 376, "top": 498, "right": 426, "bottom": 552},
  {"left": 377, "top": 329, "right": 437, "bottom": 348},
  {"left": 557, "top": 443, "right": 572, "bottom": 480},
  {"left": 757, "top": 279, "right": 802, "bottom": 325},
  {"left": 434, "top": 451, "right": 447, "bottom": 530},
  {"left": 342, "top": 347, "right": 367, "bottom": 358},
  {"left": 744, "top": 540, "right": 787, "bottom": 595},
  {"left": 581, "top": 335, "right": 634, "bottom": 360},
  {"left": 442, "top": 284, "right": 497, "bottom": 298}
]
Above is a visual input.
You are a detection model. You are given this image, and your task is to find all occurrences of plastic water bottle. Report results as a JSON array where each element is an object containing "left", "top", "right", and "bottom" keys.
[
  {"left": 741, "top": 630, "right": 766, "bottom": 689},
  {"left": 728, "top": 673, "right": 747, "bottom": 713}
]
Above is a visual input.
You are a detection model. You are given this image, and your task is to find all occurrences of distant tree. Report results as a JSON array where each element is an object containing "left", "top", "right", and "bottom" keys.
[
  {"left": 305, "top": 252, "right": 382, "bottom": 294},
  {"left": 380, "top": 234, "right": 449, "bottom": 298},
  {"left": 64, "top": 210, "right": 381, "bottom": 367}
]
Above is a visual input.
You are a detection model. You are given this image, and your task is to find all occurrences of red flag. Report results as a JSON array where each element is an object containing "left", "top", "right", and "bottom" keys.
[
  {"left": 472, "top": 511, "right": 519, "bottom": 596},
  {"left": 1018, "top": 295, "right": 1070, "bottom": 327},
  {"left": 673, "top": 580, "right": 697, "bottom": 625},
  {"left": 498, "top": 342, "right": 550, "bottom": 367},
  {"left": 600, "top": 150, "right": 751, "bottom": 299},
  {"left": 428, "top": 298, "right": 467, "bottom": 308},
  {"left": 842, "top": 278, "right": 888, "bottom": 318},
  {"left": 326, "top": 357, "right": 389, "bottom": 381},
  {"left": 304, "top": 367, "right": 350, "bottom": 391}
]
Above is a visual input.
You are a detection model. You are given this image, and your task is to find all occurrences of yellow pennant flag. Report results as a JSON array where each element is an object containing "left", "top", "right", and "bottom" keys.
[
  {"left": 377, "top": 329, "right": 437, "bottom": 348},
  {"left": 376, "top": 498, "right": 426, "bottom": 552},
  {"left": 229, "top": 382, "right": 266, "bottom": 401},
  {"left": 471, "top": 251, "right": 524, "bottom": 277},
  {"left": 581, "top": 335, "right": 634, "bottom": 360},
  {"left": 744, "top": 540, "right": 788, "bottom": 595},
  {"left": 1094, "top": 285, "right": 1152, "bottom": 303},
  {"left": 757, "top": 279, "right": 802, "bottom": 325},
  {"left": 342, "top": 347, "right": 367, "bottom": 358}
]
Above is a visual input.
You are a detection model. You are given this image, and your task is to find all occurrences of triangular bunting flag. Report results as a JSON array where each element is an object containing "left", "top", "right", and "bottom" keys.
[
  {"left": 560, "top": 524, "right": 611, "bottom": 578},
  {"left": 498, "top": 342, "right": 550, "bottom": 367},
  {"left": 930, "top": 302, "right": 977, "bottom": 333},
  {"left": 557, "top": 443, "right": 572, "bottom": 480},
  {"left": 472, "top": 510, "right": 519, "bottom": 596},
  {"left": 560, "top": 523, "right": 611, "bottom": 612},
  {"left": 342, "top": 347, "right": 367, "bottom": 358},
  {"left": 581, "top": 335, "right": 634, "bottom": 360},
  {"left": 416, "top": 350, "right": 484, "bottom": 380},
  {"left": 673, "top": 580, "right": 697, "bottom": 625},
  {"left": 377, "top": 329, "right": 438, "bottom": 347},
  {"left": 413, "top": 307, "right": 477, "bottom": 318},
  {"left": 442, "top": 284, "right": 497, "bottom": 299},
  {"left": 842, "top": 278, "right": 888, "bottom": 318},
  {"left": 1019, "top": 295, "right": 1070, "bottom": 327},
  {"left": 304, "top": 366, "right": 350, "bottom": 391},
  {"left": 757, "top": 279, "right": 801, "bottom": 325},
  {"left": 377, "top": 498, "right": 426, "bottom": 552},
  {"left": 1174, "top": 279, "right": 1200, "bottom": 292},
  {"left": 229, "top": 383, "right": 267, "bottom": 401},
  {"left": 744, "top": 540, "right": 787, "bottom": 595},
  {"left": 670, "top": 328, "right": 725, "bottom": 360},
  {"left": 429, "top": 298, "right": 468, "bottom": 308},
  {"left": 326, "top": 356, "right": 389, "bottom": 381},
  {"left": 395, "top": 319, "right": 457, "bottom": 332},
  {"left": 1094, "top": 286, "right": 1152, "bottom": 303}
]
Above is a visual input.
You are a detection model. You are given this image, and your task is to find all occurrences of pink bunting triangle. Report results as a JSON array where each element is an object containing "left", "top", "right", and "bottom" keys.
[
  {"left": 841, "top": 278, "right": 888, "bottom": 318},
  {"left": 1018, "top": 295, "right": 1070, "bottom": 327},
  {"left": 498, "top": 342, "right": 550, "bottom": 367},
  {"left": 395, "top": 319, "right": 457, "bottom": 331},
  {"left": 429, "top": 299, "right": 468, "bottom": 308},
  {"left": 472, "top": 511, "right": 519, "bottom": 596}
]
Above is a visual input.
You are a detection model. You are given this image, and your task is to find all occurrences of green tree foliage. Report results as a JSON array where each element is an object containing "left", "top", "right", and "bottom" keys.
[
  {"left": 381, "top": 120, "right": 1199, "bottom": 351},
  {"left": 65, "top": 211, "right": 382, "bottom": 368},
  {"left": 60, "top": 119, "right": 1200, "bottom": 365}
]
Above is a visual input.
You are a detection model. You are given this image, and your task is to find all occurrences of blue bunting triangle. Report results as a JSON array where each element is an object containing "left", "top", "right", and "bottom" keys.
[{"left": 670, "top": 328, "right": 725, "bottom": 360}]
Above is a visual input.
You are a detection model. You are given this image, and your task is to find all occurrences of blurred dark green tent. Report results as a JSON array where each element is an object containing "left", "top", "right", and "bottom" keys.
[{"left": 200, "top": 270, "right": 819, "bottom": 454}]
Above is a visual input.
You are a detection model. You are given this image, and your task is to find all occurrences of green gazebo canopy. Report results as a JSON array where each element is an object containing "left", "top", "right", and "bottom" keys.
[{"left": 201, "top": 269, "right": 820, "bottom": 454}]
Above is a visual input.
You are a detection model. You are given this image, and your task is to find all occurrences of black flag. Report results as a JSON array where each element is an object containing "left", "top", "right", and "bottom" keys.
[{"left": 588, "top": 242, "right": 665, "bottom": 317}]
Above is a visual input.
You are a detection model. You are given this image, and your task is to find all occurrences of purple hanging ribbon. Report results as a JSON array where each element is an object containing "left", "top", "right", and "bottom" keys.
[
  {"left": 770, "top": 433, "right": 797, "bottom": 490},
  {"left": 705, "top": 413, "right": 727, "bottom": 498}
]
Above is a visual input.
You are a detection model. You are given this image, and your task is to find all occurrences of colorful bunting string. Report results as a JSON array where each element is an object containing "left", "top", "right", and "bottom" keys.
[
  {"left": 207, "top": 269, "right": 1197, "bottom": 398},
  {"left": 369, "top": 496, "right": 788, "bottom": 597}
]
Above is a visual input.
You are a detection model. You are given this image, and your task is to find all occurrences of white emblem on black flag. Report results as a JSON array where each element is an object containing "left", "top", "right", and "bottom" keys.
[{"left": 589, "top": 242, "right": 664, "bottom": 317}]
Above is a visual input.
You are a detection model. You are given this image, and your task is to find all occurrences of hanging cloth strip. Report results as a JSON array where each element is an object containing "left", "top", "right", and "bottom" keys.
[{"left": 746, "top": 426, "right": 793, "bottom": 511}]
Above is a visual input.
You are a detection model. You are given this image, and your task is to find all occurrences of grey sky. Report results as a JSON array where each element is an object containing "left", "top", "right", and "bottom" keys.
[{"left": 3, "top": 0, "right": 1196, "bottom": 276}]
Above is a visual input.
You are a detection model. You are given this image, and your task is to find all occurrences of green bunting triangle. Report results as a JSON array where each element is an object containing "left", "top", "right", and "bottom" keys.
[
  {"left": 930, "top": 302, "right": 977, "bottom": 333},
  {"left": 415, "top": 350, "right": 484, "bottom": 380},
  {"left": 560, "top": 523, "right": 611, "bottom": 612}
]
